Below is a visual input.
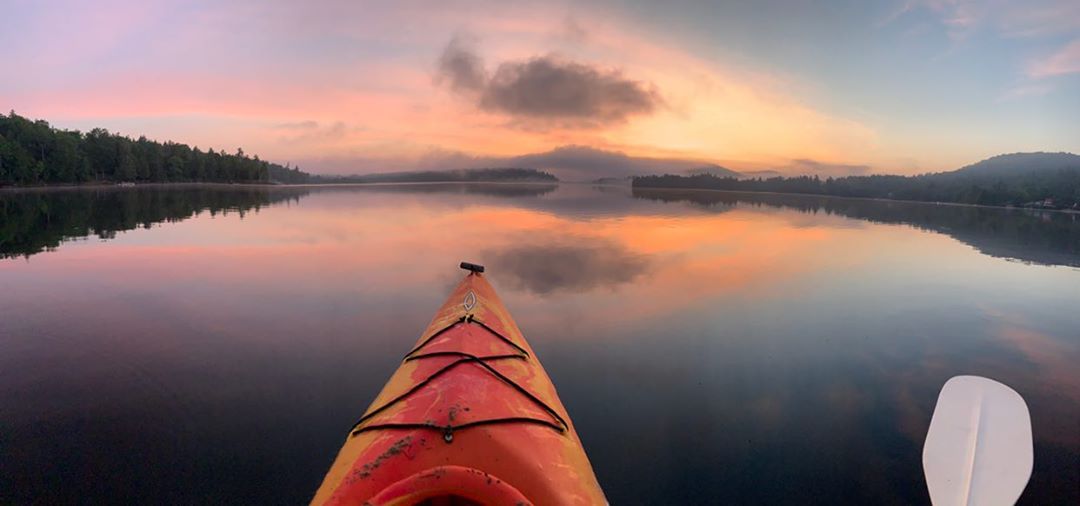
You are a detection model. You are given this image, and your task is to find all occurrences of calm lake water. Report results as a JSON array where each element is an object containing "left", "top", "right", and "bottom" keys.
[{"left": 2, "top": 183, "right": 1078, "bottom": 504}]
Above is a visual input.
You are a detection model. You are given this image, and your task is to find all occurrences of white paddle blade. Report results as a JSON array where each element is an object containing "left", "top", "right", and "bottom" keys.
[{"left": 923, "top": 376, "right": 1033, "bottom": 506}]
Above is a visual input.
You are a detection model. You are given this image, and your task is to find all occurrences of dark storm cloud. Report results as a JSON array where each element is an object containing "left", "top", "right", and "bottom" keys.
[
  {"left": 486, "top": 236, "right": 651, "bottom": 295},
  {"left": 434, "top": 36, "right": 487, "bottom": 93},
  {"left": 434, "top": 38, "right": 661, "bottom": 126},
  {"left": 480, "top": 57, "right": 660, "bottom": 123}
]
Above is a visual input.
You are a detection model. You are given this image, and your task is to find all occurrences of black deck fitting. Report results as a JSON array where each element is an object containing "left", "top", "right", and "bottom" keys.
[{"left": 459, "top": 261, "right": 485, "bottom": 273}]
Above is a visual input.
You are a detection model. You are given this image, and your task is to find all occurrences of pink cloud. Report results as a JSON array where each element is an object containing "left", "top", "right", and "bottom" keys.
[
  {"left": 1028, "top": 39, "right": 1080, "bottom": 78},
  {"left": 998, "top": 82, "right": 1055, "bottom": 101},
  {"left": 882, "top": 0, "right": 983, "bottom": 40},
  {"left": 998, "top": 0, "right": 1080, "bottom": 38},
  {"left": 883, "top": 0, "right": 1079, "bottom": 42}
]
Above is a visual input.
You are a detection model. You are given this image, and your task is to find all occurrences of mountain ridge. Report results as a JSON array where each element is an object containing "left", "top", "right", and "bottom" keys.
[{"left": 950, "top": 152, "right": 1080, "bottom": 177}]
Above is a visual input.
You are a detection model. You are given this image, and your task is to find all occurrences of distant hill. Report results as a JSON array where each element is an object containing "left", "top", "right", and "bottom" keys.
[
  {"left": 951, "top": 152, "right": 1080, "bottom": 177},
  {"left": 313, "top": 167, "right": 557, "bottom": 184},
  {"left": 739, "top": 169, "right": 783, "bottom": 179},
  {"left": 685, "top": 164, "right": 742, "bottom": 178},
  {"left": 502, "top": 145, "right": 731, "bottom": 181},
  {"left": 634, "top": 152, "right": 1080, "bottom": 210}
]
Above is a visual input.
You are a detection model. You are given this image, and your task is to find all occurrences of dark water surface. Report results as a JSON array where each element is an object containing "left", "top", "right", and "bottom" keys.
[{"left": 2, "top": 184, "right": 1077, "bottom": 504}]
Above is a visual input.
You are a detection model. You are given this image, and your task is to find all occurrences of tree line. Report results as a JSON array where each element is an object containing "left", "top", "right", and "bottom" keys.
[
  {"left": 0, "top": 112, "right": 314, "bottom": 186},
  {"left": 0, "top": 186, "right": 308, "bottom": 258},
  {"left": 0, "top": 112, "right": 555, "bottom": 186},
  {"left": 633, "top": 168, "right": 1080, "bottom": 210}
]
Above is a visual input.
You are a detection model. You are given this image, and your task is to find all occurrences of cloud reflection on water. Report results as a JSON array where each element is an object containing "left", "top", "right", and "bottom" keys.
[{"left": 487, "top": 234, "right": 651, "bottom": 295}]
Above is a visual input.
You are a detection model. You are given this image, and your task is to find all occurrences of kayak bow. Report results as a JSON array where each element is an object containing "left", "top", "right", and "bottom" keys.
[{"left": 312, "top": 264, "right": 606, "bottom": 505}]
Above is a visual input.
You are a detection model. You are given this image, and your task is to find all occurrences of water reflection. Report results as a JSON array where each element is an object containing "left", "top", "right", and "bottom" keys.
[
  {"left": 633, "top": 188, "right": 1080, "bottom": 267},
  {"left": 333, "top": 182, "right": 558, "bottom": 198},
  {"left": 0, "top": 185, "right": 306, "bottom": 259},
  {"left": 3, "top": 184, "right": 1077, "bottom": 268},
  {"left": 486, "top": 234, "right": 651, "bottom": 294},
  {"left": 1, "top": 184, "right": 1077, "bottom": 504}
]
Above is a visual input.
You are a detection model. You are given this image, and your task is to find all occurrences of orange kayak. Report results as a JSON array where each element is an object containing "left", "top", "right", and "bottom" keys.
[{"left": 311, "top": 263, "right": 606, "bottom": 505}]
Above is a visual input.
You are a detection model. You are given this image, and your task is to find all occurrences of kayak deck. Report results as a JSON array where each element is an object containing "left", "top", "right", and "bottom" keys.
[{"left": 312, "top": 268, "right": 605, "bottom": 505}]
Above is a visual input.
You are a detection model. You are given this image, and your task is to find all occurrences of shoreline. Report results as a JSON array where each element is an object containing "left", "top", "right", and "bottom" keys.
[
  {"left": 628, "top": 185, "right": 1080, "bottom": 215},
  {"left": 0, "top": 181, "right": 277, "bottom": 191},
  {"left": 2, "top": 180, "right": 1076, "bottom": 214},
  {"left": 0, "top": 180, "right": 560, "bottom": 191}
]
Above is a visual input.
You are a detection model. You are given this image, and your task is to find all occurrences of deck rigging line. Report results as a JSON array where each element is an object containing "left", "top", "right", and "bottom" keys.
[{"left": 349, "top": 315, "right": 568, "bottom": 440}]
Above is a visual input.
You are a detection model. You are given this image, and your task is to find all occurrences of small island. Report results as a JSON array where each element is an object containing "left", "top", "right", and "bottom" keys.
[{"left": 304, "top": 167, "right": 557, "bottom": 184}]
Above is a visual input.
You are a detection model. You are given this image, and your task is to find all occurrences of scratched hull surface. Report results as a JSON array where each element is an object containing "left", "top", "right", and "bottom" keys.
[{"left": 312, "top": 272, "right": 606, "bottom": 505}]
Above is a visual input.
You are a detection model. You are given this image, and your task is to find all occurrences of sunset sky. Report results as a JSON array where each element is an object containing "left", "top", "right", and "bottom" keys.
[{"left": 4, "top": 0, "right": 1078, "bottom": 177}]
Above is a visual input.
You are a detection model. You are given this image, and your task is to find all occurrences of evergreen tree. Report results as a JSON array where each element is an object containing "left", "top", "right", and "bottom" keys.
[{"left": 0, "top": 112, "right": 300, "bottom": 186}]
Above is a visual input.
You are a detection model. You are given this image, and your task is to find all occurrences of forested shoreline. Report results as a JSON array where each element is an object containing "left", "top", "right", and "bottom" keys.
[
  {"left": 7, "top": 110, "right": 1077, "bottom": 210},
  {"left": 0, "top": 112, "right": 311, "bottom": 186},
  {"left": 633, "top": 158, "right": 1080, "bottom": 210},
  {"left": 632, "top": 188, "right": 1079, "bottom": 266},
  {"left": 0, "top": 186, "right": 308, "bottom": 258},
  {"left": 0, "top": 112, "right": 555, "bottom": 187}
]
